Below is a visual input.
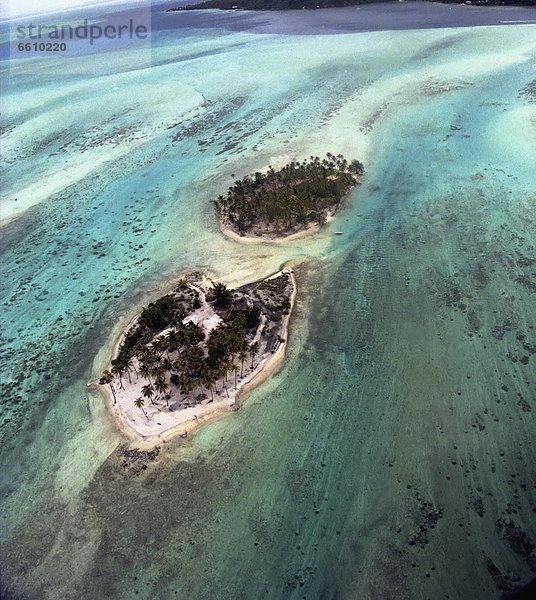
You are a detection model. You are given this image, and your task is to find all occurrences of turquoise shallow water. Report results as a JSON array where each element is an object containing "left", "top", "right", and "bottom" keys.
[{"left": 0, "top": 11, "right": 535, "bottom": 600}]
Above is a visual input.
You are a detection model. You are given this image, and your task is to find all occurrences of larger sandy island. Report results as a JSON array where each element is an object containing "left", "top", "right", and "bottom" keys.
[{"left": 89, "top": 266, "right": 297, "bottom": 449}]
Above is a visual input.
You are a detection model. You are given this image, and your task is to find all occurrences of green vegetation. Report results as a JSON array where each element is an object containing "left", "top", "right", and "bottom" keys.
[
  {"left": 178, "top": 0, "right": 533, "bottom": 12},
  {"left": 100, "top": 271, "right": 293, "bottom": 415},
  {"left": 214, "top": 153, "right": 363, "bottom": 237},
  {"left": 210, "top": 281, "right": 233, "bottom": 307}
]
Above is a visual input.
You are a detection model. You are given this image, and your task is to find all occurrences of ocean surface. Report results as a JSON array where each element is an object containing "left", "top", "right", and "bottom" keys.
[{"left": 1, "top": 2, "right": 535, "bottom": 598}]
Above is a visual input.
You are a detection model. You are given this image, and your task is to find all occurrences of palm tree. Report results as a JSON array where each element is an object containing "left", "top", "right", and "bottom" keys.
[
  {"left": 202, "top": 369, "right": 217, "bottom": 402},
  {"left": 212, "top": 282, "right": 232, "bottom": 307},
  {"left": 178, "top": 373, "right": 195, "bottom": 405},
  {"left": 217, "top": 362, "right": 230, "bottom": 398},
  {"left": 134, "top": 397, "right": 148, "bottom": 419},
  {"left": 161, "top": 356, "right": 173, "bottom": 373},
  {"left": 184, "top": 322, "right": 204, "bottom": 346},
  {"left": 151, "top": 363, "right": 166, "bottom": 387},
  {"left": 238, "top": 348, "right": 249, "bottom": 377},
  {"left": 123, "top": 356, "right": 134, "bottom": 383},
  {"left": 249, "top": 341, "right": 259, "bottom": 369},
  {"left": 141, "top": 383, "right": 156, "bottom": 406},
  {"left": 221, "top": 358, "right": 233, "bottom": 383},
  {"left": 231, "top": 363, "right": 239, "bottom": 390},
  {"left": 152, "top": 337, "right": 168, "bottom": 360},
  {"left": 138, "top": 360, "right": 153, "bottom": 385},
  {"left": 131, "top": 355, "right": 139, "bottom": 379},
  {"left": 111, "top": 360, "right": 125, "bottom": 390},
  {"left": 166, "top": 328, "right": 182, "bottom": 357},
  {"left": 99, "top": 369, "right": 117, "bottom": 404},
  {"left": 154, "top": 375, "right": 169, "bottom": 407}
]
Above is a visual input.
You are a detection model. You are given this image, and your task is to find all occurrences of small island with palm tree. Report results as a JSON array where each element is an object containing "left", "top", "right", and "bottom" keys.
[
  {"left": 215, "top": 153, "right": 363, "bottom": 242},
  {"left": 96, "top": 267, "right": 295, "bottom": 445}
]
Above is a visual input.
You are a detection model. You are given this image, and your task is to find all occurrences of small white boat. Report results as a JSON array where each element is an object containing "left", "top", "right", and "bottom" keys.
[{"left": 334, "top": 231, "right": 343, "bottom": 235}]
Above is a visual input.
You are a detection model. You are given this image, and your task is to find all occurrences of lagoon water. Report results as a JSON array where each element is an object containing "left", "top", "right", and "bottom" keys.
[{"left": 1, "top": 3, "right": 535, "bottom": 598}]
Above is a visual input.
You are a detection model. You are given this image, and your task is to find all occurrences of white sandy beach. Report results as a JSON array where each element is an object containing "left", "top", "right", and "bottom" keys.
[
  {"left": 218, "top": 206, "right": 344, "bottom": 245},
  {"left": 219, "top": 220, "right": 327, "bottom": 244}
]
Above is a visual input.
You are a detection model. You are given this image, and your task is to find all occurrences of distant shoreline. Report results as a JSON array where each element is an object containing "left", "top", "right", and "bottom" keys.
[
  {"left": 162, "top": 2, "right": 536, "bottom": 37},
  {"left": 173, "top": 1, "right": 536, "bottom": 13}
]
